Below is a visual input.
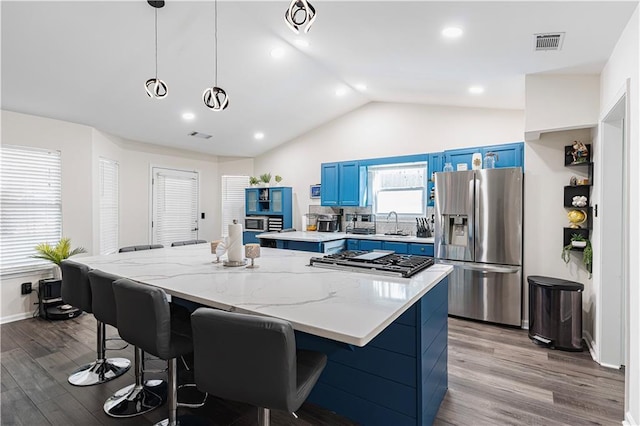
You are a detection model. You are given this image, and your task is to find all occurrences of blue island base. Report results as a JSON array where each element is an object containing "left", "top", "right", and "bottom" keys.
[{"left": 295, "top": 277, "right": 448, "bottom": 426}]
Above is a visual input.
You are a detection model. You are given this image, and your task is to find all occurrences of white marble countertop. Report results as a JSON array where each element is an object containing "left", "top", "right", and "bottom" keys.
[
  {"left": 75, "top": 245, "right": 451, "bottom": 346},
  {"left": 257, "top": 231, "right": 435, "bottom": 244}
]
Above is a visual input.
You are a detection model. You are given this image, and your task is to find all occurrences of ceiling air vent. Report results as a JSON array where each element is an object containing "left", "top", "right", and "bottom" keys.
[
  {"left": 534, "top": 32, "right": 565, "bottom": 51},
  {"left": 188, "top": 131, "right": 212, "bottom": 139}
]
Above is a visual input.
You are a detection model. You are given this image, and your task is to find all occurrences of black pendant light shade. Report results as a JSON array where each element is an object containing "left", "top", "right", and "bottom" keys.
[
  {"left": 145, "top": 0, "right": 168, "bottom": 99},
  {"left": 203, "top": 0, "right": 229, "bottom": 111},
  {"left": 202, "top": 86, "right": 229, "bottom": 111},
  {"left": 284, "top": 0, "right": 316, "bottom": 34}
]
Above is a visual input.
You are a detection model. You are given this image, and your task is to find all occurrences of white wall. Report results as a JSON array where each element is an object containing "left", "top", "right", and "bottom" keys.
[
  {"left": 0, "top": 110, "right": 231, "bottom": 323},
  {"left": 599, "top": 5, "right": 639, "bottom": 425},
  {"left": 525, "top": 74, "right": 600, "bottom": 139},
  {"left": 254, "top": 102, "right": 525, "bottom": 231},
  {"left": 523, "top": 128, "right": 594, "bottom": 334}
]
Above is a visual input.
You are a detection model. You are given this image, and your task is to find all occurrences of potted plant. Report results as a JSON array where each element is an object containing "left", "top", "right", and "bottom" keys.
[
  {"left": 561, "top": 234, "right": 592, "bottom": 276},
  {"left": 249, "top": 176, "right": 260, "bottom": 186},
  {"left": 260, "top": 173, "right": 272, "bottom": 187},
  {"left": 275, "top": 175, "right": 283, "bottom": 185},
  {"left": 33, "top": 237, "right": 86, "bottom": 279}
]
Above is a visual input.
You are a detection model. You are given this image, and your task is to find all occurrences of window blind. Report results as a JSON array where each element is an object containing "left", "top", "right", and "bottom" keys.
[
  {"left": 152, "top": 168, "right": 199, "bottom": 247},
  {"left": 99, "top": 158, "right": 119, "bottom": 255},
  {"left": 369, "top": 163, "right": 427, "bottom": 216},
  {"left": 0, "top": 145, "right": 62, "bottom": 274},
  {"left": 221, "top": 176, "right": 249, "bottom": 237}
]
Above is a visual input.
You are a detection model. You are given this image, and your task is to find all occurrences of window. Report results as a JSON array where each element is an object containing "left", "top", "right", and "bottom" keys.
[
  {"left": 152, "top": 167, "right": 199, "bottom": 247},
  {"left": 368, "top": 163, "right": 427, "bottom": 216},
  {"left": 221, "top": 176, "right": 249, "bottom": 237},
  {"left": 0, "top": 145, "right": 62, "bottom": 274},
  {"left": 99, "top": 158, "right": 119, "bottom": 255}
]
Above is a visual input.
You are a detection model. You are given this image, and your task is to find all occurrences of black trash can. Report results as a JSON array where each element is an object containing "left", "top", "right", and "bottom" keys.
[{"left": 527, "top": 276, "right": 584, "bottom": 351}]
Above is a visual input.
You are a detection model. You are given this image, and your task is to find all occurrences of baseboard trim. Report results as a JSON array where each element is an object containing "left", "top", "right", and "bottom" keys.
[
  {"left": 1, "top": 312, "right": 34, "bottom": 325},
  {"left": 623, "top": 410, "right": 637, "bottom": 426},
  {"left": 583, "top": 329, "right": 598, "bottom": 363}
]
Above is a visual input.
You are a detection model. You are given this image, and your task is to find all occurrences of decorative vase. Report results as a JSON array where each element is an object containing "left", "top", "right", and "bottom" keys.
[
  {"left": 571, "top": 241, "right": 587, "bottom": 248},
  {"left": 52, "top": 265, "right": 61, "bottom": 280}
]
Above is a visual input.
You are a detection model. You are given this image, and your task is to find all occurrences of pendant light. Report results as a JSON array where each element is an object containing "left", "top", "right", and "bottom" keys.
[
  {"left": 202, "top": 0, "right": 229, "bottom": 111},
  {"left": 144, "top": 0, "right": 168, "bottom": 99},
  {"left": 284, "top": 0, "right": 316, "bottom": 34}
]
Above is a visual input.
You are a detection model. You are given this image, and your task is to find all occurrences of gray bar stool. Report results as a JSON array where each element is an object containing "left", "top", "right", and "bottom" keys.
[
  {"left": 119, "top": 244, "right": 164, "bottom": 253},
  {"left": 191, "top": 308, "right": 327, "bottom": 426},
  {"left": 113, "top": 278, "right": 202, "bottom": 426},
  {"left": 60, "top": 260, "right": 130, "bottom": 386},
  {"left": 88, "top": 270, "right": 165, "bottom": 417},
  {"left": 171, "top": 240, "right": 207, "bottom": 247}
]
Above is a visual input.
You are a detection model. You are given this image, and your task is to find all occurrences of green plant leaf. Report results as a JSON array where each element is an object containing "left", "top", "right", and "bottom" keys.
[{"left": 32, "top": 238, "right": 87, "bottom": 266}]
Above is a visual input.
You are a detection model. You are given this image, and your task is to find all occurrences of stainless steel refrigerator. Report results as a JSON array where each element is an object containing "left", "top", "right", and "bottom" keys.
[{"left": 434, "top": 168, "right": 523, "bottom": 326}]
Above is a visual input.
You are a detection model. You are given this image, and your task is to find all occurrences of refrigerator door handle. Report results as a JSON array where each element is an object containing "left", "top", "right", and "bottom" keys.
[{"left": 436, "top": 259, "right": 520, "bottom": 274}]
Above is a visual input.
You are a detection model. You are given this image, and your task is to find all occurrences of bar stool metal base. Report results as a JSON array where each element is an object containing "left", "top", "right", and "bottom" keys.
[
  {"left": 104, "top": 380, "right": 165, "bottom": 418},
  {"left": 67, "top": 357, "right": 130, "bottom": 386}
]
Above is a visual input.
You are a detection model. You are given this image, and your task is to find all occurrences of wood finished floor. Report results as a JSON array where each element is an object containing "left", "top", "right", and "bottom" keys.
[{"left": 1, "top": 314, "right": 624, "bottom": 425}]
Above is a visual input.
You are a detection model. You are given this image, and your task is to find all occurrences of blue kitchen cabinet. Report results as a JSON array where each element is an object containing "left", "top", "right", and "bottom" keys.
[
  {"left": 444, "top": 148, "right": 476, "bottom": 171},
  {"left": 321, "top": 161, "right": 360, "bottom": 206},
  {"left": 481, "top": 142, "right": 523, "bottom": 169},
  {"left": 243, "top": 231, "right": 261, "bottom": 244},
  {"left": 245, "top": 189, "right": 260, "bottom": 215},
  {"left": 320, "top": 163, "right": 340, "bottom": 206},
  {"left": 359, "top": 240, "right": 383, "bottom": 251},
  {"left": 443, "top": 142, "right": 524, "bottom": 172},
  {"left": 428, "top": 152, "right": 444, "bottom": 207},
  {"left": 409, "top": 243, "right": 434, "bottom": 256},
  {"left": 339, "top": 161, "right": 360, "bottom": 206},
  {"left": 382, "top": 241, "right": 409, "bottom": 254},
  {"left": 346, "top": 239, "right": 359, "bottom": 251}
]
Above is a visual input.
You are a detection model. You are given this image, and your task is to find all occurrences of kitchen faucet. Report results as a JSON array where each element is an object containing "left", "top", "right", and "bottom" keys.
[{"left": 387, "top": 211, "right": 398, "bottom": 234}]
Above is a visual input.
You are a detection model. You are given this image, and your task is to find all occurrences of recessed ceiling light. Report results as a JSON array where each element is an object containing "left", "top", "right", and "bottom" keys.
[
  {"left": 270, "top": 48, "right": 285, "bottom": 58},
  {"left": 182, "top": 112, "right": 195, "bottom": 120},
  {"left": 335, "top": 88, "right": 347, "bottom": 97},
  {"left": 294, "top": 39, "right": 309, "bottom": 48},
  {"left": 468, "top": 86, "right": 485, "bottom": 94},
  {"left": 442, "top": 27, "right": 463, "bottom": 38},
  {"left": 355, "top": 84, "right": 367, "bottom": 91},
  {"left": 254, "top": 132, "right": 265, "bottom": 140}
]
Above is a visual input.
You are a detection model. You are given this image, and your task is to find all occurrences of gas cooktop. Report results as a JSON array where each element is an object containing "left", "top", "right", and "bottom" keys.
[{"left": 309, "top": 250, "right": 434, "bottom": 278}]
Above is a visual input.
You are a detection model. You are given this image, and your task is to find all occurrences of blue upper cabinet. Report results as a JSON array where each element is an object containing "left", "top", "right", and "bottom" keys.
[
  {"left": 321, "top": 161, "right": 360, "bottom": 206},
  {"left": 339, "top": 161, "right": 360, "bottom": 206},
  {"left": 245, "top": 188, "right": 260, "bottom": 215},
  {"left": 444, "top": 142, "right": 524, "bottom": 171},
  {"left": 245, "top": 187, "right": 292, "bottom": 219},
  {"left": 320, "top": 163, "right": 340, "bottom": 206},
  {"left": 427, "top": 152, "right": 444, "bottom": 207}
]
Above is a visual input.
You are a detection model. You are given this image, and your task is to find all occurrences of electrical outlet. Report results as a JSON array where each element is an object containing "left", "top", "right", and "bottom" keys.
[{"left": 21, "top": 282, "right": 32, "bottom": 295}]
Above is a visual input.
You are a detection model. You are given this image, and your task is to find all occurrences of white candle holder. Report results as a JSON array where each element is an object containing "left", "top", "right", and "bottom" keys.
[{"left": 245, "top": 244, "right": 261, "bottom": 269}]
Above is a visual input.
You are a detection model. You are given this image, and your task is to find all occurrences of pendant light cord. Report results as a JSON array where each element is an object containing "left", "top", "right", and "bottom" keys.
[
  {"left": 214, "top": 0, "right": 218, "bottom": 86},
  {"left": 154, "top": 8, "right": 158, "bottom": 79}
]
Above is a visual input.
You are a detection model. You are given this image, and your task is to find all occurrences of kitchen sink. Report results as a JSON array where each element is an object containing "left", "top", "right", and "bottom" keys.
[{"left": 380, "top": 233, "right": 412, "bottom": 239}]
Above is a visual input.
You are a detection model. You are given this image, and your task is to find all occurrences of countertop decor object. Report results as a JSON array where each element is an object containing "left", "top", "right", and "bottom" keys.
[
  {"left": 144, "top": 1, "right": 168, "bottom": 99},
  {"left": 210, "top": 240, "right": 223, "bottom": 263},
  {"left": 567, "top": 209, "right": 587, "bottom": 228},
  {"left": 472, "top": 152, "right": 482, "bottom": 170},
  {"left": 245, "top": 243, "right": 260, "bottom": 268},
  {"left": 224, "top": 220, "right": 246, "bottom": 266}
]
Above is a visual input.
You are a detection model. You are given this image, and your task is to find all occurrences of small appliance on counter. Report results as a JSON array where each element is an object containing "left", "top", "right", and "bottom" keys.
[
  {"left": 317, "top": 214, "right": 341, "bottom": 232},
  {"left": 244, "top": 216, "right": 269, "bottom": 232},
  {"left": 345, "top": 214, "right": 376, "bottom": 235}
]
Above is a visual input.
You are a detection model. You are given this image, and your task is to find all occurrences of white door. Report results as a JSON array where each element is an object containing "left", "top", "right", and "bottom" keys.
[{"left": 151, "top": 167, "right": 199, "bottom": 247}]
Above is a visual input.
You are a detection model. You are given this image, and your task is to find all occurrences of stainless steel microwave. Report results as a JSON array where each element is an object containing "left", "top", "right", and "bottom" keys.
[{"left": 244, "top": 216, "right": 269, "bottom": 232}]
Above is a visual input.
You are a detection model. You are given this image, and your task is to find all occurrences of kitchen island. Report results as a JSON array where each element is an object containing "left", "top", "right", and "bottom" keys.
[{"left": 75, "top": 245, "right": 451, "bottom": 425}]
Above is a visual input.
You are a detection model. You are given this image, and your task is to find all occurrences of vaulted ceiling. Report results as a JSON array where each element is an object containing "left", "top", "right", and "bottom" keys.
[{"left": 2, "top": 1, "right": 637, "bottom": 156}]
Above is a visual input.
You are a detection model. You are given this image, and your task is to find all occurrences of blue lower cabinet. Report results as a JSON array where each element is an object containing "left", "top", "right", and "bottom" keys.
[
  {"left": 409, "top": 243, "right": 434, "bottom": 256},
  {"left": 276, "top": 240, "right": 323, "bottom": 252},
  {"left": 346, "top": 239, "right": 360, "bottom": 251},
  {"left": 382, "top": 241, "right": 409, "bottom": 254},
  {"left": 243, "top": 231, "right": 261, "bottom": 244},
  {"left": 296, "top": 277, "right": 449, "bottom": 426},
  {"left": 359, "top": 240, "right": 383, "bottom": 251}
]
